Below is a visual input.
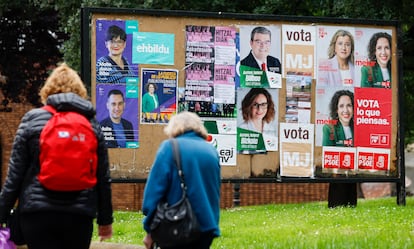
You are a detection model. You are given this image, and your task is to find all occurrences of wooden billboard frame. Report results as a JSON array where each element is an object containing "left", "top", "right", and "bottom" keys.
[{"left": 81, "top": 7, "right": 405, "bottom": 205}]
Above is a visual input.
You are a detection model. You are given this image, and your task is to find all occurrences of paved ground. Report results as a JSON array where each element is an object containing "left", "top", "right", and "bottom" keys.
[
  {"left": 17, "top": 242, "right": 145, "bottom": 249},
  {"left": 89, "top": 242, "right": 145, "bottom": 249}
]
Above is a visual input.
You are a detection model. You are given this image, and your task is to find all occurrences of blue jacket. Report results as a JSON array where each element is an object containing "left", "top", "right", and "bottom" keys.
[
  {"left": 96, "top": 55, "right": 135, "bottom": 84},
  {"left": 142, "top": 132, "right": 221, "bottom": 237},
  {"left": 99, "top": 117, "right": 135, "bottom": 148}
]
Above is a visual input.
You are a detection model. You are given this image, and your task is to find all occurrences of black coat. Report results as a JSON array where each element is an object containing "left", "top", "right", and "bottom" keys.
[
  {"left": 240, "top": 51, "right": 282, "bottom": 74},
  {"left": 0, "top": 93, "right": 113, "bottom": 225}
]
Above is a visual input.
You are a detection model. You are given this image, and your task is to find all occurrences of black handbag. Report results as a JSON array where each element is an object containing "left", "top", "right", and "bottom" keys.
[
  {"left": 7, "top": 208, "right": 25, "bottom": 245},
  {"left": 150, "top": 139, "right": 200, "bottom": 248}
]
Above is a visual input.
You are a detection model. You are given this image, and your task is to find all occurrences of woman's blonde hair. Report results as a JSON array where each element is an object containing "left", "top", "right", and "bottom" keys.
[
  {"left": 39, "top": 63, "right": 88, "bottom": 104},
  {"left": 327, "top": 29, "right": 354, "bottom": 62},
  {"left": 164, "top": 111, "right": 208, "bottom": 139}
]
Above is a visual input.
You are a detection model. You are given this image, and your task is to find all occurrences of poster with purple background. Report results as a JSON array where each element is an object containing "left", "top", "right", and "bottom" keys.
[
  {"left": 95, "top": 19, "right": 139, "bottom": 84},
  {"left": 141, "top": 68, "right": 178, "bottom": 124},
  {"left": 96, "top": 84, "right": 139, "bottom": 148}
]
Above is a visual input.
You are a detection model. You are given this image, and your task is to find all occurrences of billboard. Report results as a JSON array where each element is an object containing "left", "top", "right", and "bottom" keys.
[{"left": 82, "top": 8, "right": 402, "bottom": 183}]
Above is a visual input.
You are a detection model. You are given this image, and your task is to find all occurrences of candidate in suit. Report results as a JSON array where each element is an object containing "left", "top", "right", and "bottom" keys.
[
  {"left": 240, "top": 26, "right": 281, "bottom": 74},
  {"left": 99, "top": 89, "right": 135, "bottom": 148}
]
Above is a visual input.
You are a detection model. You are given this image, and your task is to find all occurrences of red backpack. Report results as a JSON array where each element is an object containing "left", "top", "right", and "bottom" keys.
[{"left": 38, "top": 105, "right": 98, "bottom": 191}]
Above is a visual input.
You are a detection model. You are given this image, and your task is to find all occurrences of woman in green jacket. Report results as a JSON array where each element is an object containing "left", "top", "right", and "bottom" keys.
[
  {"left": 142, "top": 82, "right": 159, "bottom": 113},
  {"left": 322, "top": 89, "right": 357, "bottom": 208},
  {"left": 360, "top": 32, "right": 392, "bottom": 88}
]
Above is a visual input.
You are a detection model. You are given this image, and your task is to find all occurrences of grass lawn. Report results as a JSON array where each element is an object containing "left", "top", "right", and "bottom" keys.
[{"left": 94, "top": 196, "right": 414, "bottom": 249}]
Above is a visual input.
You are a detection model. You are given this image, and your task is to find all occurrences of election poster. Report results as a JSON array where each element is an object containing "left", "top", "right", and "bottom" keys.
[
  {"left": 95, "top": 19, "right": 139, "bottom": 84},
  {"left": 184, "top": 25, "right": 237, "bottom": 117},
  {"left": 282, "top": 25, "right": 315, "bottom": 123},
  {"left": 322, "top": 146, "right": 357, "bottom": 174},
  {"left": 279, "top": 123, "right": 314, "bottom": 177},
  {"left": 238, "top": 25, "right": 282, "bottom": 88},
  {"left": 354, "top": 87, "right": 392, "bottom": 148},
  {"left": 206, "top": 133, "right": 237, "bottom": 166},
  {"left": 96, "top": 84, "right": 139, "bottom": 149},
  {"left": 140, "top": 68, "right": 178, "bottom": 124},
  {"left": 237, "top": 87, "right": 279, "bottom": 153},
  {"left": 353, "top": 27, "right": 393, "bottom": 88},
  {"left": 316, "top": 26, "right": 356, "bottom": 87},
  {"left": 357, "top": 147, "right": 390, "bottom": 175}
]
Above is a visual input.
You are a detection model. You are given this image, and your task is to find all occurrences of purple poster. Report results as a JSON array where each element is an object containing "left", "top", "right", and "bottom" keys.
[
  {"left": 96, "top": 84, "right": 139, "bottom": 148},
  {"left": 95, "top": 19, "right": 139, "bottom": 84}
]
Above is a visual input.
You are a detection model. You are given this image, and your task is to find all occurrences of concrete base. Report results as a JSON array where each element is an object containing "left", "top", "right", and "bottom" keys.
[
  {"left": 360, "top": 182, "right": 392, "bottom": 199},
  {"left": 405, "top": 152, "right": 414, "bottom": 195}
]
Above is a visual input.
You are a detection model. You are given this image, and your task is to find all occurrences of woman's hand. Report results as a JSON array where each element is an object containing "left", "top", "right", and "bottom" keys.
[
  {"left": 98, "top": 224, "right": 113, "bottom": 241},
  {"left": 143, "top": 233, "right": 154, "bottom": 249}
]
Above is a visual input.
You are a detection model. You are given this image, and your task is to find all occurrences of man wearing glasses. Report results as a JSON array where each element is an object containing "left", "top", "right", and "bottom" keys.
[
  {"left": 96, "top": 25, "right": 136, "bottom": 83},
  {"left": 240, "top": 26, "right": 282, "bottom": 74}
]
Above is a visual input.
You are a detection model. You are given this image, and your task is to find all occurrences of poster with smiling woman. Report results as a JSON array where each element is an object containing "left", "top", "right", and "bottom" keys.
[
  {"left": 95, "top": 19, "right": 139, "bottom": 84},
  {"left": 237, "top": 87, "right": 279, "bottom": 154},
  {"left": 316, "top": 26, "right": 356, "bottom": 87},
  {"left": 353, "top": 28, "right": 393, "bottom": 88}
]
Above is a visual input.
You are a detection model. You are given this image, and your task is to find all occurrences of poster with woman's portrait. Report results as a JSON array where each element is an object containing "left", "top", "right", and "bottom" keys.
[
  {"left": 353, "top": 28, "right": 393, "bottom": 88},
  {"left": 316, "top": 26, "right": 356, "bottom": 87},
  {"left": 95, "top": 19, "right": 139, "bottom": 84},
  {"left": 237, "top": 87, "right": 279, "bottom": 153},
  {"left": 315, "top": 86, "right": 354, "bottom": 147},
  {"left": 140, "top": 68, "right": 178, "bottom": 124}
]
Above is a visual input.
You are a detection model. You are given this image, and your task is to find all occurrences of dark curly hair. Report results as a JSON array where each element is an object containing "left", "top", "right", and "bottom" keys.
[
  {"left": 144, "top": 82, "right": 158, "bottom": 92},
  {"left": 329, "top": 89, "right": 354, "bottom": 121},
  {"left": 367, "top": 32, "right": 392, "bottom": 62}
]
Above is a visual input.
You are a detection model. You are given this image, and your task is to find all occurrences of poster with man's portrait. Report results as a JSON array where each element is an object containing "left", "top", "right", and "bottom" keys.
[
  {"left": 96, "top": 84, "right": 139, "bottom": 148},
  {"left": 237, "top": 25, "right": 282, "bottom": 88}
]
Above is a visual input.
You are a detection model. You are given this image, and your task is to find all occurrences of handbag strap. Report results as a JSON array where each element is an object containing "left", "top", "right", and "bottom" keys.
[{"left": 170, "top": 139, "right": 188, "bottom": 193}]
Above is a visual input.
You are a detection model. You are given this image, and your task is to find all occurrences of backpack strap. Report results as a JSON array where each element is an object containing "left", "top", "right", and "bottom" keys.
[
  {"left": 42, "top": 105, "right": 57, "bottom": 114},
  {"left": 170, "top": 139, "right": 188, "bottom": 194}
]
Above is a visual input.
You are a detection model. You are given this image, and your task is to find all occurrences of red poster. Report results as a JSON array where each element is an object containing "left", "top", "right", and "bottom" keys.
[
  {"left": 354, "top": 88, "right": 392, "bottom": 148},
  {"left": 357, "top": 147, "right": 390, "bottom": 173},
  {"left": 322, "top": 146, "right": 356, "bottom": 173},
  {"left": 323, "top": 151, "right": 340, "bottom": 169}
]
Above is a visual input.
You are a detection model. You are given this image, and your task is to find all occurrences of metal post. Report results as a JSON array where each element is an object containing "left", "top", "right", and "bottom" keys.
[{"left": 233, "top": 183, "right": 240, "bottom": 207}]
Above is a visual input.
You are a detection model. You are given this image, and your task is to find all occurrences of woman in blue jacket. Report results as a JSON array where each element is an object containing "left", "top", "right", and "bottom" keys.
[{"left": 142, "top": 111, "right": 221, "bottom": 249}]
